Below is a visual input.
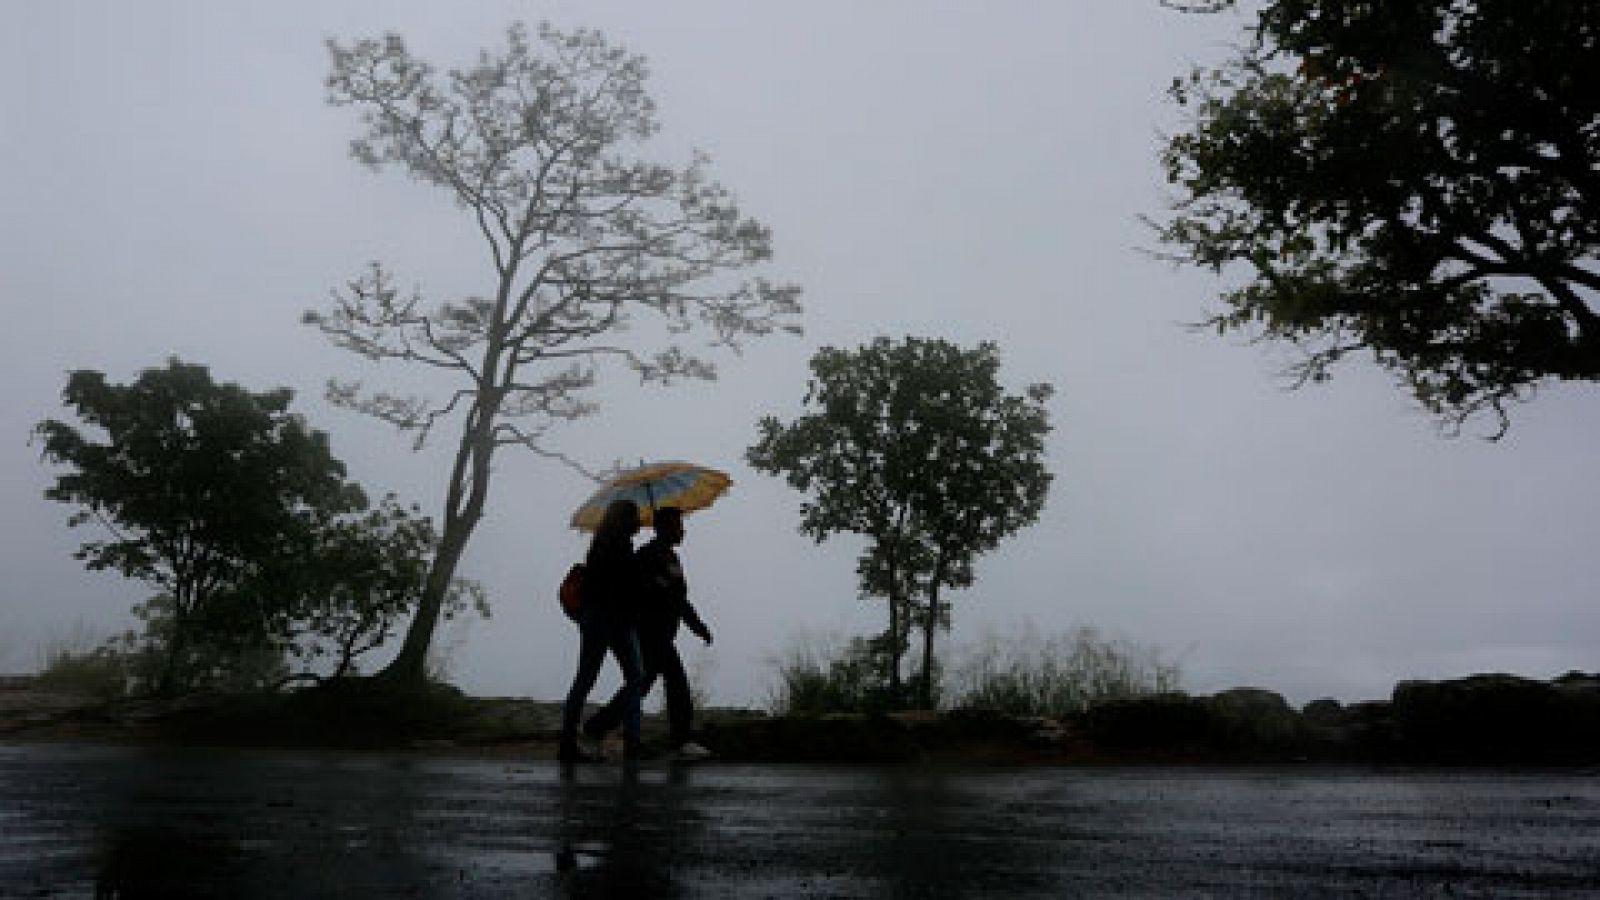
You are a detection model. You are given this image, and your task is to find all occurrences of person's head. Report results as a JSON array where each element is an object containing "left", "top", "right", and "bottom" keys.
[
  {"left": 653, "top": 506, "right": 685, "bottom": 545},
  {"left": 593, "top": 499, "right": 641, "bottom": 546}
]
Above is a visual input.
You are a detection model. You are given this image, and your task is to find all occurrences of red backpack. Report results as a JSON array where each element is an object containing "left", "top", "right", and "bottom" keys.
[{"left": 558, "top": 563, "right": 586, "bottom": 622}]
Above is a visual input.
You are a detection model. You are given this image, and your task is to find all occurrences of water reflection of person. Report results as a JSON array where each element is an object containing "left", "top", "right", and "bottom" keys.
[
  {"left": 95, "top": 826, "right": 237, "bottom": 897},
  {"left": 553, "top": 762, "right": 698, "bottom": 896},
  {"left": 559, "top": 499, "right": 646, "bottom": 763},
  {"left": 554, "top": 764, "right": 583, "bottom": 881}
]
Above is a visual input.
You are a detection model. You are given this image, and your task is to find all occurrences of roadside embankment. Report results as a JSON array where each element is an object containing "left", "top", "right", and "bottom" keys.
[{"left": 4, "top": 671, "right": 1597, "bottom": 766}]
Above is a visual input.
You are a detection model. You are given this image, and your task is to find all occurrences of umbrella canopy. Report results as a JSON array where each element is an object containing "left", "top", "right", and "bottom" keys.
[{"left": 570, "top": 461, "right": 733, "bottom": 531}]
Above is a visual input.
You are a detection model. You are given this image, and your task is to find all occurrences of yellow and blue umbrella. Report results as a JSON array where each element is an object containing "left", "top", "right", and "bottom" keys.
[{"left": 569, "top": 460, "right": 733, "bottom": 531}]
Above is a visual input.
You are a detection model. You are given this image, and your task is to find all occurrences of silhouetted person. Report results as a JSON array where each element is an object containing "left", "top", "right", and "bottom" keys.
[
  {"left": 585, "top": 505, "right": 714, "bottom": 758},
  {"left": 559, "top": 498, "right": 645, "bottom": 763}
]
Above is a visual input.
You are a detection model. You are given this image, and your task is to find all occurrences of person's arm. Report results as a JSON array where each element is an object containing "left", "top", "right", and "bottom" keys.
[
  {"left": 681, "top": 597, "right": 712, "bottom": 645},
  {"left": 666, "top": 549, "right": 712, "bottom": 644}
]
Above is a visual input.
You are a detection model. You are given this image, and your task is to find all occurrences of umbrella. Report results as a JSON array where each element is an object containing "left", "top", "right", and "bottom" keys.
[{"left": 569, "top": 460, "right": 733, "bottom": 531}]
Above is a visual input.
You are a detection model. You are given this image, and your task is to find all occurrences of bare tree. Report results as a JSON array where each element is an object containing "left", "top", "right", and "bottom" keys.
[{"left": 307, "top": 24, "right": 801, "bottom": 684}]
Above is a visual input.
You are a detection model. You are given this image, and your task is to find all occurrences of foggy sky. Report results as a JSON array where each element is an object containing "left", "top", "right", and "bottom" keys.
[{"left": 4, "top": 1, "right": 1596, "bottom": 709}]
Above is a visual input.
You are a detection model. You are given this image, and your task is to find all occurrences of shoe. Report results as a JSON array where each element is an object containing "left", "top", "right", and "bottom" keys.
[
  {"left": 675, "top": 741, "right": 712, "bottom": 760},
  {"left": 557, "top": 741, "right": 605, "bottom": 764}
]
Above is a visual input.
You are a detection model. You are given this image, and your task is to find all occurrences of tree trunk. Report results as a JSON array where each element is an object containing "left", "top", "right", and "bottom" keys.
[
  {"left": 881, "top": 524, "right": 910, "bottom": 699},
  {"left": 919, "top": 590, "right": 939, "bottom": 709},
  {"left": 886, "top": 584, "right": 904, "bottom": 696},
  {"left": 918, "top": 553, "right": 949, "bottom": 710},
  {"left": 379, "top": 401, "right": 496, "bottom": 686},
  {"left": 158, "top": 587, "right": 195, "bottom": 695},
  {"left": 381, "top": 528, "right": 469, "bottom": 683},
  {"left": 158, "top": 629, "right": 185, "bottom": 696}
]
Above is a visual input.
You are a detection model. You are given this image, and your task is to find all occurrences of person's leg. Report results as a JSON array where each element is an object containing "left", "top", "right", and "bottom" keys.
[
  {"left": 655, "top": 640, "right": 693, "bottom": 746},
  {"left": 605, "top": 626, "right": 646, "bottom": 755},
  {"left": 586, "top": 649, "right": 661, "bottom": 740},
  {"left": 584, "top": 685, "right": 621, "bottom": 739},
  {"left": 560, "top": 624, "right": 608, "bottom": 756}
]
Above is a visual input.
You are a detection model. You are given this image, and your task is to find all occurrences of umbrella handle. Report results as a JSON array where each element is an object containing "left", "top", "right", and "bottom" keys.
[{"left": 638, "top": 457, "right": 657, "bottom": 516}]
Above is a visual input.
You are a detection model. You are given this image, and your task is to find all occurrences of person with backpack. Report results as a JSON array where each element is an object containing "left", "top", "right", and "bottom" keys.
[
  {"left": 583, "top": 505, "right": 715, "bottom": 759},
  {"left": 558, "top": 498, "right": 646, "bottom": 764}
]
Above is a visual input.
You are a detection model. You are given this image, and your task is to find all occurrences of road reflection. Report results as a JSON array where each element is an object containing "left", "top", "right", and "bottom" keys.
[
  {"left": 2, "top": 746, "right": 1596, "bottom": 897},
  {"left": 554, "top": 760, "right": 698, "bottom": 897},
  {"left": 87, "top": 751, "right": 438, "bottom": 898}
]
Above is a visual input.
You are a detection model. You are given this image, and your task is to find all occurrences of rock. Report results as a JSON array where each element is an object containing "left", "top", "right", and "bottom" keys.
[
  {"left": 1390, "top": 673, "right": 1600, "bottom": 764},
  {"left": 1553, "top": 671, "right": 1600, "bottom": 694},
  {"left": 1213, "top": 687, "right": 1290, "bottom": 713},
  {"left": 1301, "top": 697, "right": 1346, "bottom": 728},
  {"left": 1207, "top": 688, "right": 1311, "bottom": 757},
  {"left": 1080, "top": 692, "right": 1216, "bottom": 757},
  {"left": 1021, "top": 717, "right": 1068, "bottom": 746},
  {"left": 1337, "top": 701, "right": 1399, "bottom": 761},
  {"left": 937, "top": 707, "right": 1034, "bottom": 739},
  {"left": 1077, "top": 688, "right": 1317, "bottom": 761}
]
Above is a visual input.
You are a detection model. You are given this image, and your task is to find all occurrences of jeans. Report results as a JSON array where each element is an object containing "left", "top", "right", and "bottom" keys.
[
  {"left": 560, "top": 610, "right": 643, "bottom": 749},
  {"left": 588, "top": 626, "right": 693, "bottom": 745}
]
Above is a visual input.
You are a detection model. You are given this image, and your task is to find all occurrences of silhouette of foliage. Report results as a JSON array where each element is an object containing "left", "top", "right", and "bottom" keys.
[
  {"left": 768, "top": 635, "right": 907, "bottom": 715},
  {"left": 1156, "top": 0, "right": 1600, "bottom": 436},
  {"left": 950, "top": 626, "right": 1182, "bottom": 717},
  {"left": 34, "top": 360, "right": 470, "bottom": 693},
  {"left": 749, "top": 337, "right": 1053, "bottom": 708},
  {"left": 35, "top": 360, "right": 364, "bottom": 692}
]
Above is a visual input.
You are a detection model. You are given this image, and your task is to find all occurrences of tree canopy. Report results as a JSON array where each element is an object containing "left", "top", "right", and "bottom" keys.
[
  {"left": 307, "top": 23, "right": 802, "bottom": 682},
  {"left": 34, "top": 360, "right": 473, "bottom": 693},
  {"left": 34, "top": 360, "right": 363, "bottom": 691},
  {"left": 748, "top": 337, "right": 1053, "bottom": 708},
  {"left": 1156, "top": 0, "right": 1600, "bottom": 435},
  {"left": 273, "top": 495, "right": 488, "bottom": 684}
]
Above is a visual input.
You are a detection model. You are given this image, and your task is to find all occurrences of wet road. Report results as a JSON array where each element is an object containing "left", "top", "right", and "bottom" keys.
[{"left": 2, "top": 744, "right": 1598, "bottom": 898}]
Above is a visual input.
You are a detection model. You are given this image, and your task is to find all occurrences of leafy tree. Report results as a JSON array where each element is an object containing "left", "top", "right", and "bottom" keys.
[
  {"left": 91, "top": 498, "right": 485, "bottom": 695},
  {"left": 307, "top": 23, "right": 802, "bottom": 684},
  {"left": 748, "top": 337, "right": 1053, "bottom": 708},
  {"left": 109, "top": 592, "right": 292, "bottom": 695},
  {"left": 34, "top": 360, "right": 365, "bottom": 693},
  {"left": 1155, "top": 0, "right": 1600, "bottom": 435},
  {"left": 279, "top": 496, "right": 489, "bottom": 682}
]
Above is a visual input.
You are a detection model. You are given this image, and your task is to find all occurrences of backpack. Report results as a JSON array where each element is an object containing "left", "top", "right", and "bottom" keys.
[{"left": 558, "top": 563, "right": 586, "bottom": 622}]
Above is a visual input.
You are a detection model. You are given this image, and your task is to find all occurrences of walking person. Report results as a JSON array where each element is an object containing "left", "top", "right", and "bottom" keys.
[
  {"left": 584, "top": 505, "right": 715, "bottom": 759},
  {"left": 558, "top": 499, "right": 646, "bottom": 763}
]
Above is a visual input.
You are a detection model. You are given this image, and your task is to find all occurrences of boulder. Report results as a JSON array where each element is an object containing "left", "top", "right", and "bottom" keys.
[
  {"left": 1079, "top": 692, "right": 1218, "bottom": 758},
  {"left": 1553, "top": 671, "right": 1600, "bottom": 694},
  {"left": 1207, "top": 688, "right": 1311, "bottom": 757},
  {"left": 1301, "top": 697, "right": 1346, "bottom": 728},
  {"left": 1390, "top": 673, "right": 1599, "bottom": 764}
]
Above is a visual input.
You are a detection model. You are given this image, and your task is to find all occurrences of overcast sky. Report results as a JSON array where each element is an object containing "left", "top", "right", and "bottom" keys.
[{"left": 4, "top": 2, "right": 1596, "bottom": 709}]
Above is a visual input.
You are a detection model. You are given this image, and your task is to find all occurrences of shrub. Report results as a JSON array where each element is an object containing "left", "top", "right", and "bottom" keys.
[
  {"left": 767, "top": 632, "right": 912, "bottom": 714},
  {"left": 110, "top": 594, "right": 290, "bottom": 695},
  {"left": 36, "top": 648, "right": 129, "bottom": 699},
  {"left": 35, "top": 623, "right": 129, "bottom": 699},
  {"left": 768, "top": 624, "right": 1176, "bottom": 717},
  {"left": 948, "top": 625, "right": 1181, "bottom": 717}
]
